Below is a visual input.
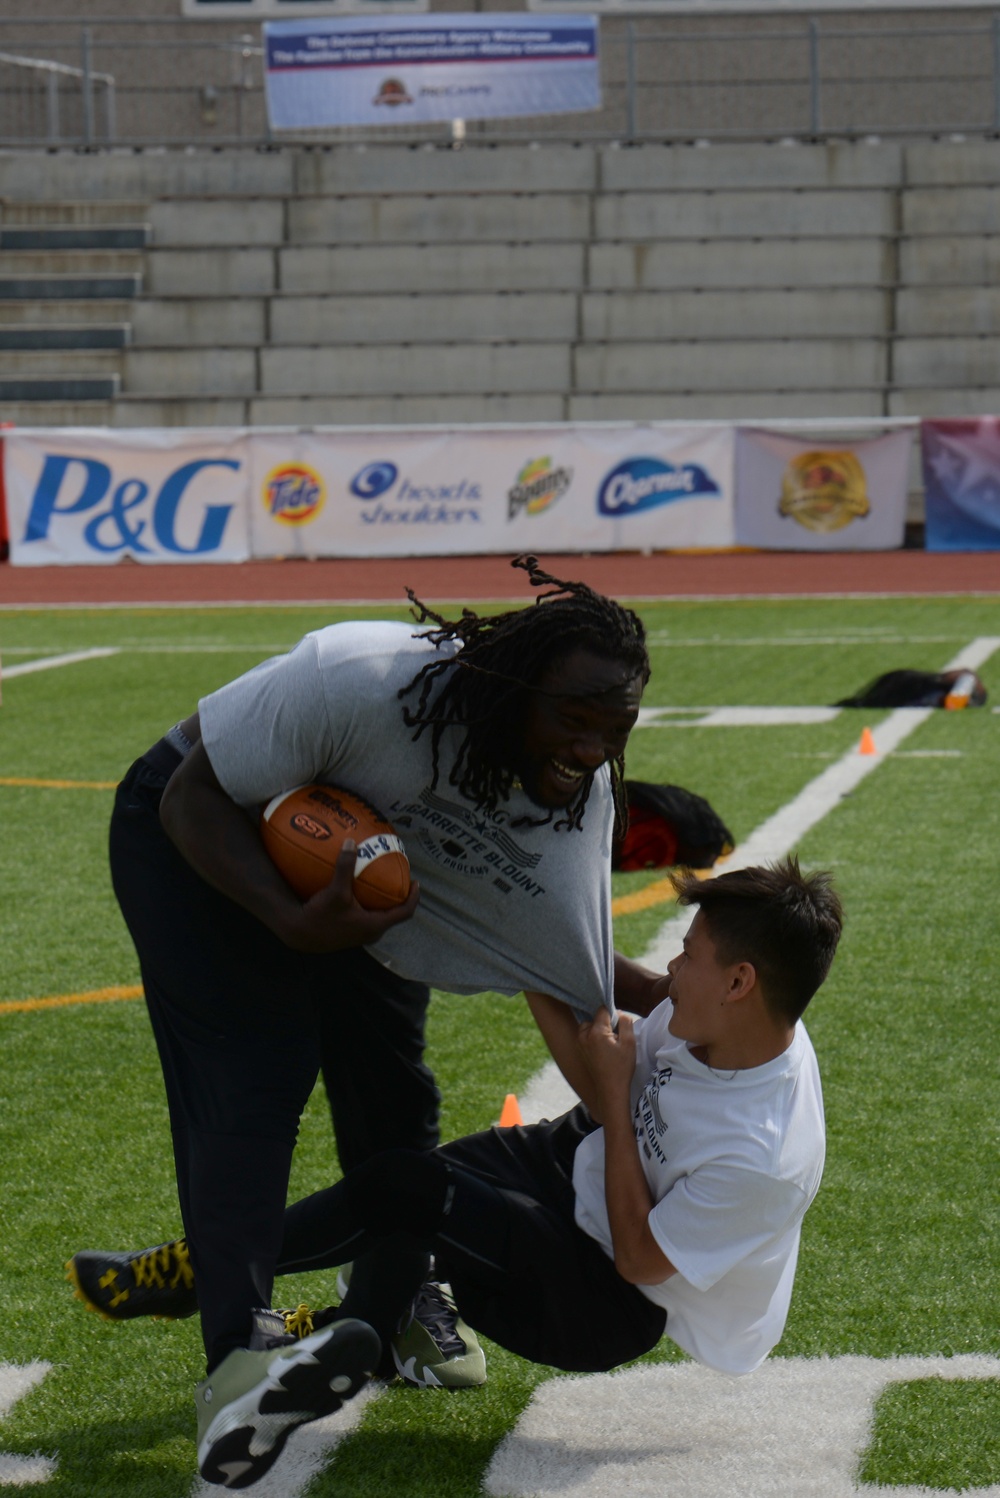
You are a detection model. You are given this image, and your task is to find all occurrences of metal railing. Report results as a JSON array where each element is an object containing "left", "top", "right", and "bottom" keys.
[
  {"left": 1, "top": 12, "right": 1000, "bottom": 147},
  {"left": 0, "top": 46, "right": 115, "bottom": 145}
]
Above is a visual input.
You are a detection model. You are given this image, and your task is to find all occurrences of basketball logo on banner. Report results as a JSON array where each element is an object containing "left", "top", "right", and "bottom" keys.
[{"left": 778, "top": 451, "right": 870, "bottom": 534}]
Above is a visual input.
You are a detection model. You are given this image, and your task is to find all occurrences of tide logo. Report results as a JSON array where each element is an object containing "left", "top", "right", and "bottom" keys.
[{"left": 264, "top": 464, "right": 325, "bottom": 526}]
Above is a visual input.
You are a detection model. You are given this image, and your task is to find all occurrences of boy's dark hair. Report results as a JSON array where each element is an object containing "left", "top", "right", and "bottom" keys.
[
  {"left": 399, "top": 554, "right": 650, "bottom": 834},
  {"left": 673, "top": 856, "right": 842, "bottom": 1024}
]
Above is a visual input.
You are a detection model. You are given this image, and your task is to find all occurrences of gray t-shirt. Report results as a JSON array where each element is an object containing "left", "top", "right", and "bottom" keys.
[{"left": 199, "top": 620, "right": 616, "bottom": 1018}]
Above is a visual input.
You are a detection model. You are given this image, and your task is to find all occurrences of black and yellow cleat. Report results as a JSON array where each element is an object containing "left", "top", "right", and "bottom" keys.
[{"left": 66, "top": 1238, "right": 198, "bottom": 1321}]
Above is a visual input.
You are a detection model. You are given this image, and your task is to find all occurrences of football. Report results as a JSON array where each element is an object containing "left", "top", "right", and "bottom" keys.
[{"left": 260, "top": 783, "right": 411, "bottom": 910}]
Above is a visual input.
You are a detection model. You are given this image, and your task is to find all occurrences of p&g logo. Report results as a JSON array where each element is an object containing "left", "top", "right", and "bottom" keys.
[
  {"left": 21, "top": 453, "right": 239, "bottom": 555},
  {"left": 597, "top": 457, "right": 720, "bottom": 517}
]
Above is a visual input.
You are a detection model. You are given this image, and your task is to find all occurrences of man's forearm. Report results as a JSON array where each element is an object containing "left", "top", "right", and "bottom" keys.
[
  {"left": 601, "top": 1098, "right": 676, "bottom": 1285},
  {"left": 614, "top": 952, "right": 671, "bottom": 1018}
]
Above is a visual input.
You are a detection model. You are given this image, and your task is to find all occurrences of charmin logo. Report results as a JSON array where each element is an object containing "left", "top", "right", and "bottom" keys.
[
  {"left": 264, "top": 463, "right": 325, "bottom": 526},
  {"left": 348, "top": 461, "right": 482, "bottom": 527},
  {"left": 290, "top": 812, "right": 332, "bottom": 840},
  {"left": 779, "top": 451, "right": 870, "bottom": 533},
  {"left": 374, "top": 77, "right": 412, "bottom": 106},
  {"left": 508, "top": 457, "right": 572, "bottom": 520},
  {"left": 597, "top": 457, "right": 720, "bottom": 517}
]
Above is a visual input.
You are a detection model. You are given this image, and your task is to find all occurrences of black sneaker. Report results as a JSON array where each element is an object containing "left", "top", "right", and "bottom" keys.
[
  {"left": 67, "top": 1238, "right": 197, "bottom": 1320},
  {"left": 248, "top": 1304, "right": 316, "bottom": 1350}
]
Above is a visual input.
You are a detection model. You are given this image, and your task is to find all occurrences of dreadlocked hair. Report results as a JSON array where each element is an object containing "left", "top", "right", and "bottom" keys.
[{"left": 398, "top": 555, "right": 650, "bottom": 834}]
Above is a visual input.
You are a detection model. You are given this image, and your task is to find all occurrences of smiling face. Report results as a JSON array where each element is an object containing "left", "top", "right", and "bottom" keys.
[
  {"left": 665, "top": 909, "right": 741, "bottom": 1054},
  {"left": 513, "top": 648, "right": 644, "bottom": 810}
]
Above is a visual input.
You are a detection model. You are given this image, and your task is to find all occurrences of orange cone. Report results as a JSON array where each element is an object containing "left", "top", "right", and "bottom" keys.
[
  {"left": 858, "top": 726, "right": 877, "bottom": 756},
  {"left": 499, "top": 1093, "right": 523, "bottom": 1127}
]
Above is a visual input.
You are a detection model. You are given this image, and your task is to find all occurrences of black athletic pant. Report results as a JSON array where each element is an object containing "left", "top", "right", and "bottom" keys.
[
  {"left": 278, "top": 1107, "right": 667, "bottom": 1374},
  {"left": 109, "top": 742, "right": 439, "bottom": 1371}
]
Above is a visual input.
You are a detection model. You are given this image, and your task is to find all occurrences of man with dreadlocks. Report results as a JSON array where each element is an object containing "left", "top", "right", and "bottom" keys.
[{"left": 69, "top": 557, "right": 661, "bottom": 1489}]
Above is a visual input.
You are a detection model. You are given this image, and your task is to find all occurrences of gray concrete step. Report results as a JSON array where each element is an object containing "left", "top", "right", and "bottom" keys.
[
  {"left": 0, "top": 348, "right": 123, "bottom": 375},
  {"left": 600, "top": 141, "right": 903, "bottom": 192},
  {"left": 904, "top": 140, "right": 1000, "bottom": 186},
  {"left": 248, "top": 393, "right": 568, "bottom": 424},
  {"left": 0, "top": 299, "right": 133, "bottom": 325},
  {"left": 904, "top": 187, "right": 1000, "bottom": 235},
  {"left": 258, "top": 343, "right": 571, "bottom": 396},
  {"left": 131, "top": 298, "right": 266, "bottom": 347},
  {"left": 581, "top": 288, "right": 890, "bottom": 340},
  {"left": 893, "top": 337, "right": 1000, "bottom": 388},
  {"left": 0, "top": 200, "right": 150, "bottom": 226},
  {"left": 0, "top": 226, "right": 150, "bottom": 251},
  {"left": 279, "top": 243, "right": 586, "bottom": 294},
  {"left": 0, "top": 249, "right": 145, "bottom": 275},
  {"left": 149, "top": 199, "right": 285, "bottom": 248},
  {"left": 122, "top": 347, "right": 257, "bottom": 395},
  {"left": 0, "top": 150, "right": 294, "bottom": 202},
  {"left": 594, "top": 190, "right": 896, "bottom": 241},
  {"left": 896, "top": 286, "right": 1000, "bottom": 336},
  {"left": 287, "top": 193, "right": 592, "bottom": 245},
  {"left": 293, "top": 145, "right": 597, "bottom": 197},
  {"left": 268, "top": 292, "right": 578, "bottom": 344},
  {"left": 0, "top": 376, "right": 119, "bottom": 400},
  {"left": 568, "top": 390, "right": 888, "bottom": 419},
  {"left": 0, "top": 398, "right": 115, "bottom": 425},
  {"left": 588, "top": 238, "right": 893, "bottom": 290},
  {"left": 888, "top": 386, "right": 1000, "bottom": 416},
  {"left": 574, "top": 338, "right": 887, "bottom": 392},
  {"left": 0, "top": 325, "right": 130, "bottom": 350},
  {"left": 899, "top": 235, "right": 1000, "bottom": 285},
  {"left": 146, "top": 249, "right": 275, "bottom": 296}
]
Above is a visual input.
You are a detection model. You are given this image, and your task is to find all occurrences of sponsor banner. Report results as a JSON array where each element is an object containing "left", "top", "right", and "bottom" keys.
[
  {"left": 248, "top": 424, "right": 735, "bottom": 558},
  {"left": 0, "top": 430, "right": 8, "bottom": 560},
  {"left": 921, "top": 418, "right": 1000, "bottom": 551},
  {"left": 734, "top": 427, "right": 912, "bottom": 551},
  {"left": 264, "top": 13, "right": 600, "bottom": 129},
  {"left": 5, "top": 430, "right": 250, "bottom": 566}
]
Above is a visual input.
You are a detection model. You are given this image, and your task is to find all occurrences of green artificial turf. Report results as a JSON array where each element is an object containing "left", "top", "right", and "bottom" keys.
[{"left": 0, "top": 594, "right": 997, "bottom": 1494}]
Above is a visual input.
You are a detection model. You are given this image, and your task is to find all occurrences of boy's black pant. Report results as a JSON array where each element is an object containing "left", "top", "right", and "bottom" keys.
[
  {"left": 279, "top": 1107, "right": 668, "bottom": 1373},
  {"left": 109, "top": 741, "right": 440, "bottom": 1370}
]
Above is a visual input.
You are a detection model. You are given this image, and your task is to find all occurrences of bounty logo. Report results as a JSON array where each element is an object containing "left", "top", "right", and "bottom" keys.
[
  {"left": 508, "top": 457, "right": 573, "bottom": 520},
  {"left": 598, "top": 457, "right": 720, "bottom": 516},
  {"left": 264, "top": 464, "right": 325, "bottom": 526}
]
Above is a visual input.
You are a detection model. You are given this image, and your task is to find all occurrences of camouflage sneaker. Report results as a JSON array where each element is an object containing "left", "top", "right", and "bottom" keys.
[
  {"left": 336, "top": 1264, "right": 486, "bottom": 1389},
  {"left": 67, "top": 1238, "right": 197, "bottom": 1321},
  {"left": 392, "top": 1278, "right": 487, "bottom": 1389},
  {"left": 196, "top": 1319, "right": 380, "bottom": 1489}
]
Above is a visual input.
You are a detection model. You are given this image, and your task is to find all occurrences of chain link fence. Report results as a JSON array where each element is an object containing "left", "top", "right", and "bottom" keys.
[{"left": 2, "top": 12, "right": 1000, "bottom": 147}]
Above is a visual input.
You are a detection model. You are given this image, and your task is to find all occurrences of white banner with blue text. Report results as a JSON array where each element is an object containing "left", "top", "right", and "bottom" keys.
[
  {"left": 5, "top": 429, "right": 251, "bottom": 566},
  {"left": 247, "top": 423, "right": 735, "bottom": 558},
  {"left": 5, "top": 423, "right": 738, "bottom": 564},
  {"left": 264, "top": 14, "right": 600, "bottom": 129}
]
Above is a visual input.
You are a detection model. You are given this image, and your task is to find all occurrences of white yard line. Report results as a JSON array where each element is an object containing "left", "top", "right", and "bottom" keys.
[
  {"left": 0, "top": 1362, "right": 55, "bottom": 1487},
  {"left": 641, "top": 635, "right": 1000, "bottom": 973},
  {"left": 486, "top": 1354, "right": 1000, "bottom": 1498},
  {"left": 2, "top": 648, "right": 119, "bottom": 678}
]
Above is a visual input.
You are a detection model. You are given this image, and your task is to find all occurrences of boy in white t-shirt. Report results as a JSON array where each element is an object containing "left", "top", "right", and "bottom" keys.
[{"left": 233, "top": 855, "right": 842, "bottom": 1435}]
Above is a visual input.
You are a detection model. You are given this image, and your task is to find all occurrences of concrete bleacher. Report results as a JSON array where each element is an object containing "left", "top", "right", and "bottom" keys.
[{"left": 1, "top": 137, "right": 999, "bottom": 427}]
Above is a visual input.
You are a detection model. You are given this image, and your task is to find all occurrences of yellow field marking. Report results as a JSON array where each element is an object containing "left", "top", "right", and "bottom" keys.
[
  {"left": 612, "top": 877, "right": 679, "bottom": 917},
  {"left": 612, "top": 865, "right": 718, "bottom": 919},
  {"left": 0, "top": 776, "right": 118, "bottom": 790},
  {"left": 0, "top": 984, "right": 142, "bottom": 1016}
]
